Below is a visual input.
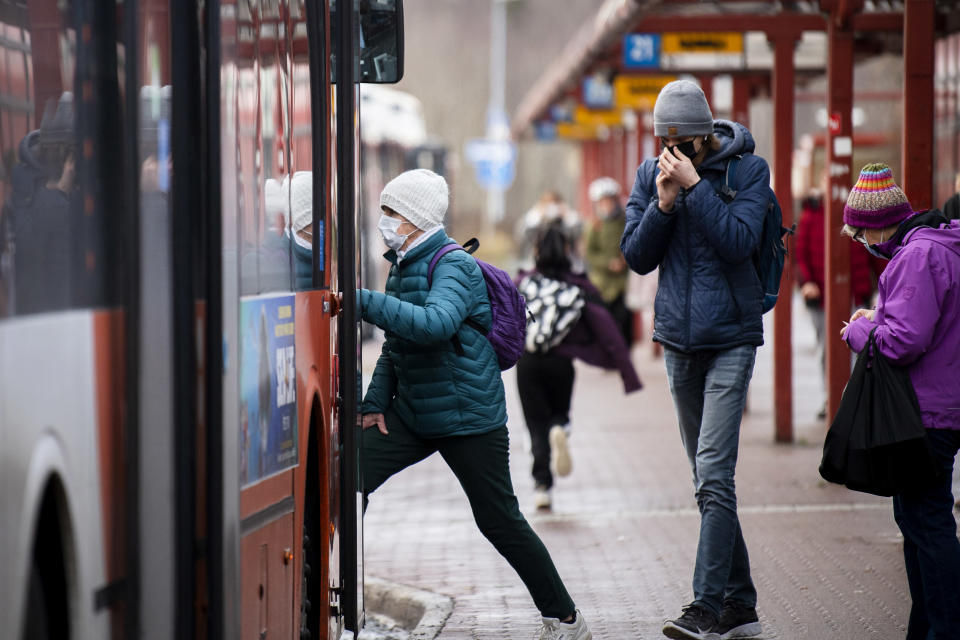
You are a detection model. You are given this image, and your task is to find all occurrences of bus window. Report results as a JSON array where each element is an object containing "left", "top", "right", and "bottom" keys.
[
  {"left": 0, "top": 1, "right": 124, "bottom": 317},
  {"left": 290, "top": 0, "right": 325, "bottom": 291},
  {"left": 139, "top": 84, "right": 172, "bottom": 262},
  {"left": 238, "top": 1, "right": 295, "bottom": 296}
]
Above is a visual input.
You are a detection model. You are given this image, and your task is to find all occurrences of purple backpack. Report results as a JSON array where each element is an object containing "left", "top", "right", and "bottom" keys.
[{"left": 427, "top": 238, "right": 527, "bottom": 370}]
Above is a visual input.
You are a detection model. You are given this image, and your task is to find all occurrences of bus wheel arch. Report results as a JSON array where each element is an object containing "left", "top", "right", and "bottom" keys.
[
  {"left": 24, "top": 475, "right": 74, "bottom": 640},
  {"left": 300, "top": 393, "right": 330, "bottom": 640}
]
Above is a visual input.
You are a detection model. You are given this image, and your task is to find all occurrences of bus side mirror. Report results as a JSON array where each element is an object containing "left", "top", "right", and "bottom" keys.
[
  {"left": 358, "top": 0, "right": 404, "bottom": 83},
  {"left": 331, "top": 0, "right": 405, "bottom": 84}
]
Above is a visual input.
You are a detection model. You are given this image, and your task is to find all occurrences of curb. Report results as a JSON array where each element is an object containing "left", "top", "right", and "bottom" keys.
[{"left": 364, "top": 576, "right": 454, "bottom": 639}]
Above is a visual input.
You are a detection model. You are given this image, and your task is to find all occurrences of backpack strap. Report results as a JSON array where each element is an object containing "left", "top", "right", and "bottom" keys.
[
  {"left": 456, "top": 239, "right": 487, "bottom": 336},
  {"left": 719, "top": 154, "right": 742, "bottom": 201},
  {"left": 425, "top": 239, "right": 487, "bottom": 357},
  {"left": 427, "top": 243, "right": 464, "bottom": 288},
  {"left": 426, "top": 237, "right": 480, "bottom": 288}
]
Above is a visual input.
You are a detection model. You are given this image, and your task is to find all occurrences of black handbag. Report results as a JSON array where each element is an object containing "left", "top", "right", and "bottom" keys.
[{"left": 819, "top": 329, "right": 943, "bottom": 496}]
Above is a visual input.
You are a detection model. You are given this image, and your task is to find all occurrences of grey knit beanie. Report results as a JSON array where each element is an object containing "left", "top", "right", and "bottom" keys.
[
  {"left": 653, "top": 80, "right": 714, "bottom": 137},
  {"left": 380, "top": 169, "right": 448, "bottom": 230}
]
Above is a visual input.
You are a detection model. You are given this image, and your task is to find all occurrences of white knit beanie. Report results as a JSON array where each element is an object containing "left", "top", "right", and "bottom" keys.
[
  {"left": 289, "top": 171, "right": 312, "bottom": 232},
  {"left": 379, "top": 169, "right": 448, "bottom": 230}
]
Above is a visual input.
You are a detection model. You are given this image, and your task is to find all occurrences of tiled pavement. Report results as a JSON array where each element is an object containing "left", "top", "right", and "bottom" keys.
[{"left": 360, "top": 294, "right": 953, "bottom": 639}]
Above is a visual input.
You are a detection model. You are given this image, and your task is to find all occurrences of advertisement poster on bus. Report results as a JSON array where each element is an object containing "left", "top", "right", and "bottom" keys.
[{"left": 240, "top": 294, "right": 298, "bottom": 486}]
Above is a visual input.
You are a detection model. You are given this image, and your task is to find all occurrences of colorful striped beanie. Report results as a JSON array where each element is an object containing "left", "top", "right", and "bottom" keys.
[{"left": 843, "top": 163, "right": 913, "bottom": 228}]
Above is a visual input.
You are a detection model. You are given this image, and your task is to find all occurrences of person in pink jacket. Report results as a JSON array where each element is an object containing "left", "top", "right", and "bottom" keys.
[{"left": 840, "top": 163, "right": 960, "bottom": 640}]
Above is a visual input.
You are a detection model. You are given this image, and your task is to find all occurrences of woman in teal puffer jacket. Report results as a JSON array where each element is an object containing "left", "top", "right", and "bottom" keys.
[{"left": 359, "top": 169, "right": 592, "bottom": 640}]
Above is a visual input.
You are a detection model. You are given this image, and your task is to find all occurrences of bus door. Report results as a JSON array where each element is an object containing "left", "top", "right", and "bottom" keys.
[{"left": 332, "top": 0, "right": 405, "bottom": 633}]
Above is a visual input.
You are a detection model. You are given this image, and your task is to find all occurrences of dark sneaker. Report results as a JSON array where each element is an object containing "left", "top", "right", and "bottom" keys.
[
  {"left": 715, "top": 601, "right": 761, "bottom": 639},
  {"left": 662, "top": 604, "right": 718, "bottom": 640}
]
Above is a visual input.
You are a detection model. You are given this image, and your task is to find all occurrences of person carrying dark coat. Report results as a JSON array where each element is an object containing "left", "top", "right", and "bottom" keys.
[
  {"left": 359, "top": 169, "right": 593, "bottom": 640},
  {"left": 840, "top": 164, "right": 960, "bottom": 640},
  {"left": 620, "top": 80, "right": 766, "bottom": 640},
  {"left": 516, "top": 223, "right": 641, "bottom": 511}
]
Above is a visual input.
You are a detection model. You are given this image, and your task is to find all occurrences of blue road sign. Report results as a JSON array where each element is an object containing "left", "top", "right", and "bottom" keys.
[
  {"left": 623, "top": 33, "right": 660, "bottom": 69},
  {"left": 466, "top": 138, "right": 517, "bottom": 190}
]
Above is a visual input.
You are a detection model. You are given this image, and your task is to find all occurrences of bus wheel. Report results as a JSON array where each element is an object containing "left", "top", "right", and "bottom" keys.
[
  {"left": 23, "top": 561, "right": 50, "bottom": 640},
  {"left": 300, "top": 487, "right": 320, "bottom": 639}
]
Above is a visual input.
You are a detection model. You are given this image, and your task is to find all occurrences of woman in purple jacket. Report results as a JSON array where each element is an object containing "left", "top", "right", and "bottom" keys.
[
  {"left": 840, "top": 164, "right": 960, "bottom": 640},
  {"left": 516, "top": 223, "right": 642, "bottom": 511}
]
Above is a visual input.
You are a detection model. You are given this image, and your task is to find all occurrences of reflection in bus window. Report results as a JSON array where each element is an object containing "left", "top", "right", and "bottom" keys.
[
  {"left": 1, "top": 0, "right": 126, "bottom": 317},
  {"left": 139, "top": 86, "right": 172, "bottom": 221},
  {"left": 358, "top": 0, "right": 400, "bottom": 83},
  {"left": 290, "top": 170, "right": 324, "bottom": 290},
  {"left": 10, "top": 94, "right": 77, "bottom": 315},
  {"left": 257, "top": 175, "right": 293, "bottom": 292}
]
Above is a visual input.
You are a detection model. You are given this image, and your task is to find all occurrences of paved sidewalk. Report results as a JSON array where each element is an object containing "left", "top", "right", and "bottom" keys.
[{"left": 360, "top": 294, "right": 948, "bottom": 639}]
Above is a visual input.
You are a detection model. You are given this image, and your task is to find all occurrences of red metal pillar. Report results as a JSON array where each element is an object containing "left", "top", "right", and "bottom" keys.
[
  {"left": 902, "top": 0, "right": 935, "bottom": 210},
  {"left": 698, "top": 74, "right": 714, "bottom": 113},
  {"left": 624, "top": 122, "right": 638, "bottom": 192},
  {"left": 770, "top": 32, "right": 799, "bottom": 442},
  {"left": 732, "top": 75, "right": 752, "bottom": 128},
  {"left": 824, "top": 13, "right": 855, "bottom": 422},
  {"left": 26, "top": 0, "right": 64, "bottom": 124},
  {"left": 602, "top": 132, "right": 619, "bottom": 182},
  {"left": 640, "top": 110, "right": 653, "bottom": 160},
  {"left": 580, "top": 140, "right": 599, "bottom": 217}
]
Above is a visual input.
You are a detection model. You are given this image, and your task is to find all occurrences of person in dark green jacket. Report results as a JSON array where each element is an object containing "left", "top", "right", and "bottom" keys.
[
  {"left": 359, "top": 169, "right": 592, "bottom": 640},
  {"left": 585, "top": 176, "right": 631, "bottom": 345}
]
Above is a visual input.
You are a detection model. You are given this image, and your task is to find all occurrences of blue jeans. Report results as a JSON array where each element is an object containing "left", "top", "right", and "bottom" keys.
[
  {"left": 664, "top": 345, "right": 758, "bottom": 615},
  {"left": 893, "top": 428, "right": 960, "bottom": 640}
]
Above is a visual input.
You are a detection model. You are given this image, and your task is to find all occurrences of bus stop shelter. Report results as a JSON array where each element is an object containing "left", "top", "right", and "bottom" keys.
[{"left": 512, "top": 0, "right": 960, "bottom": 442}]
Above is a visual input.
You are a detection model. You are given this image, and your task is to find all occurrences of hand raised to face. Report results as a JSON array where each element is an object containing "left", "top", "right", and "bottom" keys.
[
  {"left": 657, "top": 146, "right": 701, "bottom": 190},
  {"left": 656, "top": 170, "right": 681, "bottom": 212}
]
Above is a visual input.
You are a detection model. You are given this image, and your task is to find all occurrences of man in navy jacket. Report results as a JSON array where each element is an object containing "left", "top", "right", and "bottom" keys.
[{"left": 621, "top": 80, "right": 767, "bottom": 640}]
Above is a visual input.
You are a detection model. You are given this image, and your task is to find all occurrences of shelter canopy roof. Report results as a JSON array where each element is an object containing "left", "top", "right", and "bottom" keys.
[{"left": 512, "top": 0, "right": 956, "bottom": 139}]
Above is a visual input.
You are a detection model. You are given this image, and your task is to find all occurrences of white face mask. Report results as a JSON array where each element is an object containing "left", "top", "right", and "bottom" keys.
[{"left": 378, "top": 213, "right": 411, "bottom": 251}]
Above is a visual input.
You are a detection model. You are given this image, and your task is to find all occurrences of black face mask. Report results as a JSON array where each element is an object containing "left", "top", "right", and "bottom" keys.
[{"left": 665, "top": 138, "right": 700, "bottom": 159}]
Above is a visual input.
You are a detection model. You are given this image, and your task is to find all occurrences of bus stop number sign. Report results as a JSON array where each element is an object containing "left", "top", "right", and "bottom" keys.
[{"left": 623, "top": 34, "right": 660, "bottom": 69}]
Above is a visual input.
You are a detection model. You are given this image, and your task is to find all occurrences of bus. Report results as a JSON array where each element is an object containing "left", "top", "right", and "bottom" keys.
[{"left": 0, "top": 0, "right": 402, "bottom": 638}]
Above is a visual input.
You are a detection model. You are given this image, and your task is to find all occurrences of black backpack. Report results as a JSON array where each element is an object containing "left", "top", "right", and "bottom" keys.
[{"left": 715, "top": 155, "right": 795, "bottom": 313}]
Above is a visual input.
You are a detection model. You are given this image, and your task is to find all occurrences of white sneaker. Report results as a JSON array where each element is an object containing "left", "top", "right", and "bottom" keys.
[
  {"left": 534, "top": 485, "right": 552, "bottom": 510},
  {"left": 549, "top": 425, "right": 572, "bottom": 477},
  {"left": 537, "top": 609, "right": 592, "bottom": 640}
]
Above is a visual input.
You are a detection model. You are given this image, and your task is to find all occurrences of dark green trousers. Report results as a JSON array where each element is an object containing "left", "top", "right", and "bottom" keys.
[{"left": 362, "top": 410, "right": 576, "bottom": 619}]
